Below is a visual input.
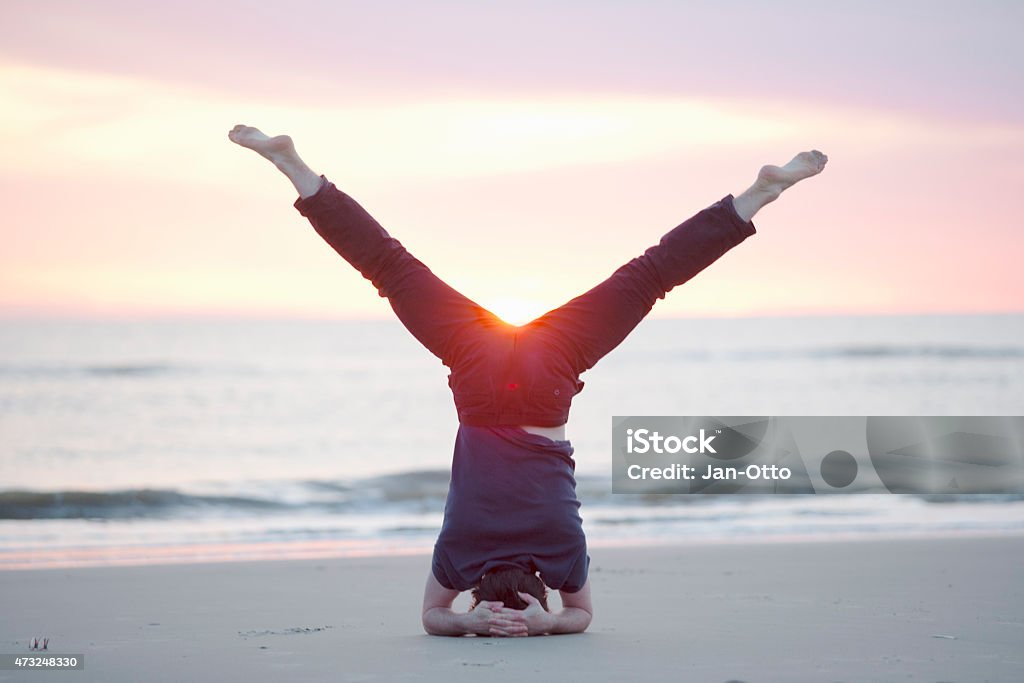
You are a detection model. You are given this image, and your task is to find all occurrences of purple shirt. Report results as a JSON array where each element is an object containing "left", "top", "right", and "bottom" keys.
[{"left": 431, "top": 424, "right": 589, "bottom": 592}]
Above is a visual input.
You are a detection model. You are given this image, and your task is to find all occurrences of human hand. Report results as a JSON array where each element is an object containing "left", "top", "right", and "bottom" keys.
[
  {"left": 493, "top": 592, "right": 555, "bottom": 637},
  {"left": 463, "top": 601, "right": 528, "bottom": 637}
]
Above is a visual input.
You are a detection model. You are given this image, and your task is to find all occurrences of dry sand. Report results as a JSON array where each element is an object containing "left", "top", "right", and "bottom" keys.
[{"left": 2, "top": 535, "right": 1022, "bottom": 682}]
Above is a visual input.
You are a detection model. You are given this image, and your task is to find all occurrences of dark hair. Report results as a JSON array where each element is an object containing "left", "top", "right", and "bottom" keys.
[{"left": 470, "top": 566, "right": 549, "bottom": 611}]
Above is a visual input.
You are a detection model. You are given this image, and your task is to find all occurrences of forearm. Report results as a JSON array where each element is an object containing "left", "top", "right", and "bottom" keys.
[
  {"left": 543, "top": 607, "right": 592, "bottom": 635},
  {"left": 422, "top": 608, "right": 475, "bottom": 637}
]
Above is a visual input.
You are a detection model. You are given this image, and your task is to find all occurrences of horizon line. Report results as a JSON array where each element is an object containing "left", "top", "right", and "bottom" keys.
[{"left": 1, "top": 308, "right": 1022, "bottom": 324}]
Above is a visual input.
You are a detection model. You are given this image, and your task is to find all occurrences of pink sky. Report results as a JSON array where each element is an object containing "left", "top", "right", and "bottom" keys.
[{"left": 1, "top": 0, "right": 1021, "bottom": 322}]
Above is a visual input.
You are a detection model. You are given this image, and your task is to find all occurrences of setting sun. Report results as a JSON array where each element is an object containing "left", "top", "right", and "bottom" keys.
[{"left": 480, "top": 297, "right": 547, "bottom": 327}]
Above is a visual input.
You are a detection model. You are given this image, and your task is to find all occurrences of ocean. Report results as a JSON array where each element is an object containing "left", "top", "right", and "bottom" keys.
[{"left": 2, "top": 313, "right": 1023, "bottom": 570}]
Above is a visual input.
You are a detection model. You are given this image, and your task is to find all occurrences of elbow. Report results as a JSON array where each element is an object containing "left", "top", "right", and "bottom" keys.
[
  {"left": 421, "top": 614, "right": 442, "bottom": 634},
  {"left": 573, "top": 604, "right": 594, "bottom": 634},
  {"left": 421, "top": 611, "right": 438, "bottom": 636},
  {"left": 421, "top": 610, "right": 453, "bottom": 637},
  {"left": 553, "top": 607, "right": 592, "bottom": 635}
]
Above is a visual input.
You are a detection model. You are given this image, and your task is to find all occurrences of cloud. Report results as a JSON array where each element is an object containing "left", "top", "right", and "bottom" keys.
[
  {"left": 4, "top": 62, "right": 1022, "bottom": 194},
  {"left": 2, "top": 0, "right": 1021, "bottom": 124}
]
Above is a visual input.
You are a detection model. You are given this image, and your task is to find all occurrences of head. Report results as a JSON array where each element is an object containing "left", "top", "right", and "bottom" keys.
[{"left": 470, "top": 566, "right": 549, "bottom": 611}]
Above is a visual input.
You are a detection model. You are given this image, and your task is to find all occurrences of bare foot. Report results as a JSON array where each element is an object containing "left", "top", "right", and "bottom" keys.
[
  {"left": 754, "top": 150, "right": 829, "bottom": 199},
  {"left": 227, "top": 124, "right": 323, "bottom": 198},
  {"left": 730, "top": 150, "right": 828, "bottom": 222},
  {"left": 227, "top": 125, "right": 297, "bottom": 166}
]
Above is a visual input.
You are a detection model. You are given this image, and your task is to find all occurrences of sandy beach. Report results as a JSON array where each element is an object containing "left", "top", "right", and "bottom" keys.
[{"left": 2, "top": 534, "right": 1022, "bottom": 682}]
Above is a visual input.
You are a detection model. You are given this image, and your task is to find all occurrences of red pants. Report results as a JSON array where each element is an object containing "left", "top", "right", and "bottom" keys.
[{"left": 294, "top": 177, "right": 756, "bottom": 426}]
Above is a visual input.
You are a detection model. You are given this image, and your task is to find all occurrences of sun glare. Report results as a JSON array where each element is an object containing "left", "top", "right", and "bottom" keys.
[{"left": 482, "top": 297, "right": 546, "bottom": 327}]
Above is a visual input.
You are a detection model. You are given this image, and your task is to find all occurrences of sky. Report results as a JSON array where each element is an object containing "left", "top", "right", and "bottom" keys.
[{"left": 1, "top": 0, "right": 1022, "bottom": 323}]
